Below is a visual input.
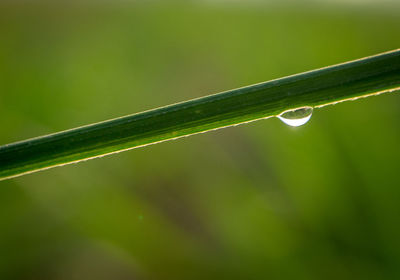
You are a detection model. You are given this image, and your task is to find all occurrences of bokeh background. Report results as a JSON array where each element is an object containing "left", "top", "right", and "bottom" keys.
[{"left": 1, "top": 0, "right": 400, "bottom": 279}]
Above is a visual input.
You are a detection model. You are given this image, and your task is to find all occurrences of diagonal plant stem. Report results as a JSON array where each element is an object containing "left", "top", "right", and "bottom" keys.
[{"left": 1, "top": 49, "right": 400, "bottom": 181}]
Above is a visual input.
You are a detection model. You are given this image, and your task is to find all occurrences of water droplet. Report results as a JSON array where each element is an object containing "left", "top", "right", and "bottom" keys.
[{"left": 278, "top": 107, "right": 313, "bottom": 127}]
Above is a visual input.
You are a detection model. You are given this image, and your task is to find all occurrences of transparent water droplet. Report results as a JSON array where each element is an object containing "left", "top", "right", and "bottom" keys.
[{"left": 278, "top": 107, "right": 313, "bottom": 127}]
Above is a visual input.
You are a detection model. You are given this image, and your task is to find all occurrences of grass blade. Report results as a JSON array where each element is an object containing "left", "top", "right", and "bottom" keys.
[{"left": 1, "top": 49, "right": 400, "bottom": 181}]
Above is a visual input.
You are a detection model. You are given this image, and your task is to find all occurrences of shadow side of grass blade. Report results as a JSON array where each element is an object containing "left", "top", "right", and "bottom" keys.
[{"left": 1, "top": 49, "right": 400, "bottom": 181}]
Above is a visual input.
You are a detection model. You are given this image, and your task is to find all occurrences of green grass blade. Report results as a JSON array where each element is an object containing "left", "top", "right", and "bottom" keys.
[{"left": 1, "top": 49, "right": 400, "bottom": 181}]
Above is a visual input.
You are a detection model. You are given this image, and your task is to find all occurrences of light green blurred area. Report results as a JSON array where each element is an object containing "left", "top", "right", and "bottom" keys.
[{"left": 1, "top": 1, "right": 400, "bottom": 279}]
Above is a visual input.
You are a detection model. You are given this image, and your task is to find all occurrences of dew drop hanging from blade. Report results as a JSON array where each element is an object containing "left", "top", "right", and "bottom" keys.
[{"left": 278, "top": 107, "right": 313, "bottom": 127}]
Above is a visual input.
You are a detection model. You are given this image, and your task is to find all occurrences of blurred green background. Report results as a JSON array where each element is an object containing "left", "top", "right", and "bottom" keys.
[{"left": 1, "top": 0, "right": 400, "bottom": 279}]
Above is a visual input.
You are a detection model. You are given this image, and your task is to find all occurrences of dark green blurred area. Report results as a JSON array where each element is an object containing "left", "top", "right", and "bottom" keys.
[{"left": 1, "top": 1, "right": 400, "bottom": 279}]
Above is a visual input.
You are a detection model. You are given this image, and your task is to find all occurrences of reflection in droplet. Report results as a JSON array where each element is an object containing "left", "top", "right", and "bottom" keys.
[{"left": 278, "top": 107, "right": 313, "bottom": 127}]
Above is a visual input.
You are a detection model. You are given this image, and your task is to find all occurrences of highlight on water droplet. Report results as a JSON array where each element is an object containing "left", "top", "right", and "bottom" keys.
[{"left": 278, "top": 106, "right": 313, "bottom": 127}]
